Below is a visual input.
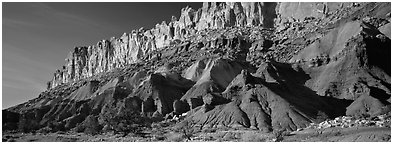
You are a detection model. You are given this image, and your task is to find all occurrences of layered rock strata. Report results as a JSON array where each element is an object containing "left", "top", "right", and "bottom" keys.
[
  {"left": 49, "top": 2, "right": 282, "bottom": 88},
  {"left": 49, "top": 2, "right": 362, "bottom": 89}
]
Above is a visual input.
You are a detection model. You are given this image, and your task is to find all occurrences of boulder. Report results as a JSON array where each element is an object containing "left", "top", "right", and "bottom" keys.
[
  {"left": 378, "top": 23, "right": 391, "bottom": 39},
  {"left": 173, "top": 100, "right": 189, "bottom": 115}
]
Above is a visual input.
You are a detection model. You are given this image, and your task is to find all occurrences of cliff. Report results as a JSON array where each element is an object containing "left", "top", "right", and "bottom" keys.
[
  {"left": 5, "top": 2, "right": 390, "bottom": 135},
  {"left": 49, "top": 2, "right": 354, "bottom": 89},
  {"left": 49, "top": 2, "right": 278, "bottom": 88}
]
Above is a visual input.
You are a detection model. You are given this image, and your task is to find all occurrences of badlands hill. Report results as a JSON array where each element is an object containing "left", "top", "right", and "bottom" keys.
[{"left": 3, "top": 2, "right": 391, "bottom": 142}]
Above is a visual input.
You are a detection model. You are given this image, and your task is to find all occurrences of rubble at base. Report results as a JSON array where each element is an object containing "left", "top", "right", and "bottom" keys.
[{"left": 305, "top": 114, "right": 391, "bottom": 130}]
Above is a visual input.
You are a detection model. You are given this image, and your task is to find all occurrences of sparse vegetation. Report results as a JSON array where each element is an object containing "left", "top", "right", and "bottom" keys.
[
  {"left": 176, "top": 121, "right": 197, "bottom": 141},
  {"left": 202, "top": 128, "right": 216, "bottom": 133},
  {"left": 222, "top": 132, "right": 238, "bottom": 141},
  {"left": 104, "top": 111, "right": 147, "bottom": 136},
  {"left": 166, "top": 133, "right": 184, "bottom": 142},
  {"left": 83, "top": 116, "right": 102, "bottom": 135},
  {"left": 240, "top": 131, "right": 267, "bottom": 142},
  {"left": 74, "top": 115, "right": 102, "bottom": 135},
  {"left": 273, "top": 128, "right": 290, "bottom": 142}
]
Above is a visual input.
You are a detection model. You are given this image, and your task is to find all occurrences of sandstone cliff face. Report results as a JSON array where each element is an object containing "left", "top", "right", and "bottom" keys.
[
  {"left": 49, "top": 2, "right": 283, "bottom": 89},
  {"left": 47, "top": 2, "right": 379, "bottom": 89},
  {"left": 276, "top": 2, "right": 351, "bottom": 21},
  {"left": 194, "top": 2, "right": 278, "bottom": 29}
]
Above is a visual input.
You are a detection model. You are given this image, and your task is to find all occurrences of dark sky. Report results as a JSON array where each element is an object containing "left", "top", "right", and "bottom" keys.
[{"left": 2, "top": 2, "right": 203, "bottom": 109}]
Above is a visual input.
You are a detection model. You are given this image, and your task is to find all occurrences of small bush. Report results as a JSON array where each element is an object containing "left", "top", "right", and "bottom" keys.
[
  {"left": 176, "top": 121, "right": 197, "bottom": 141},
  {"left": 272, "top": 128, "right": 290, "bottom": 142},
  {"left": 102, "top": 110, "right": 146, "bottom": 136},
  {"left": 153, "top": 135, "right": 166, "bottom": 141},
  {"left": 75, "top": 115, "right": 102, "bottom": 135},
  {"left": 166, "top": 133, "right": 184, "bottom": 142},
  {"left": 53, "top": 122, "right": 66, "bottom": 132},
  {"left": 222, "top": 132, "right": 237, "bottom": 141},
  {"left": 202, "top": 136, "right": 214, "bottom": 141},
  {"left": 74, "top": 123, "right": 85, "bottom": 133},
  {"left": 241, "top": 131, "right": 267, "bottom": 142},
  {"left": 212, "top": 132, "right": 227, "bottom": 141},
  {"left": 334, "top": 131, "right": 342, "bottom": 136},
  {"left": 202, "top": 128, "right": 216, "bottom": 133}
]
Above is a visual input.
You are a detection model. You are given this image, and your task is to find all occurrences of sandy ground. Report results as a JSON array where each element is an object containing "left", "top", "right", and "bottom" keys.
[
  {"left": 2, "top": 125, "right": 390, "bottom": 142},
  {"left": 285, "top": 126, "right": 391, "bottom": 142}
]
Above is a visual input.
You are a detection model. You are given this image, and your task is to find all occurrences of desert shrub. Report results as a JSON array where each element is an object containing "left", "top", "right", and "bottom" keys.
[
  {"left": 212, "top": 132, "right": 227, "bottom": 140},
  {"left": 176, "top": 121, "right": 197, "bottom": 140},
  {"left": 166, "top": 133, "right": 184, "bottom": 142},
  {"left": 74, "top": 123, "right": 85, "bottom": 133},
  {"left": 202, "top": 136, "right": 214, "bottom": 141},
  {"left": 52, "top": 122, "right": 66, "bottom": 132},
  {"left": 334, "top": 131, "right": 342, "bottom": 136},
  {"left": 222, "top": 132, "right": 237, "bottom": 141},
  {"left": 202, "top": 128, "right": 216, "bottom": 133},
  {"left": 73, "top": 115, "right": 102, "bottom": 135},
  {"left": 272, "top": 128, "right": 290, "bottom": 142},
  {"left": 101, "top": 109, "right": 147, "bottom": 137},
  {"left": 241, "top": 131, "right": 267, "bottom": 142},
  {"left": 83, "top": 115, "right": 102, "bottom": 135},
  {"left": 153, "top": 135, "right": 166, "bottom": 141}
]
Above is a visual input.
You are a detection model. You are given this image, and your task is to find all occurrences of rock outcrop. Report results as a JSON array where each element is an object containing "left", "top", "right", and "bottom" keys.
[
  {"left": 48, "top": 2, "right": 281, "bottom": 89},
  {"left": 184, "top": 66, "right": 334, "bottom": 132},
  {"left": 132, "top": 72, "right": 194, "bottom": 117},
  {"left": 51, "top": 2, "right": 358, "bottom": 88},
  {"left": 181, "top": 57, "right": 243, "bottom": 109}
]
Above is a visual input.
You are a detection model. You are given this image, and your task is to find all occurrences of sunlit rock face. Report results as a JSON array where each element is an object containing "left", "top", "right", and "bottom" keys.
[
  {"left": 48, "top": 2, "right": 379, "bottom": 89},
  {"left": 48, "top": 2, "right": 282, "bottom": 89}
]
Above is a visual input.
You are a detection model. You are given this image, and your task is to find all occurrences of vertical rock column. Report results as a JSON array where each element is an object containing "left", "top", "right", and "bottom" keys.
[{"left": 48, "top": 2, "right": 279, "bottom": 89}]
